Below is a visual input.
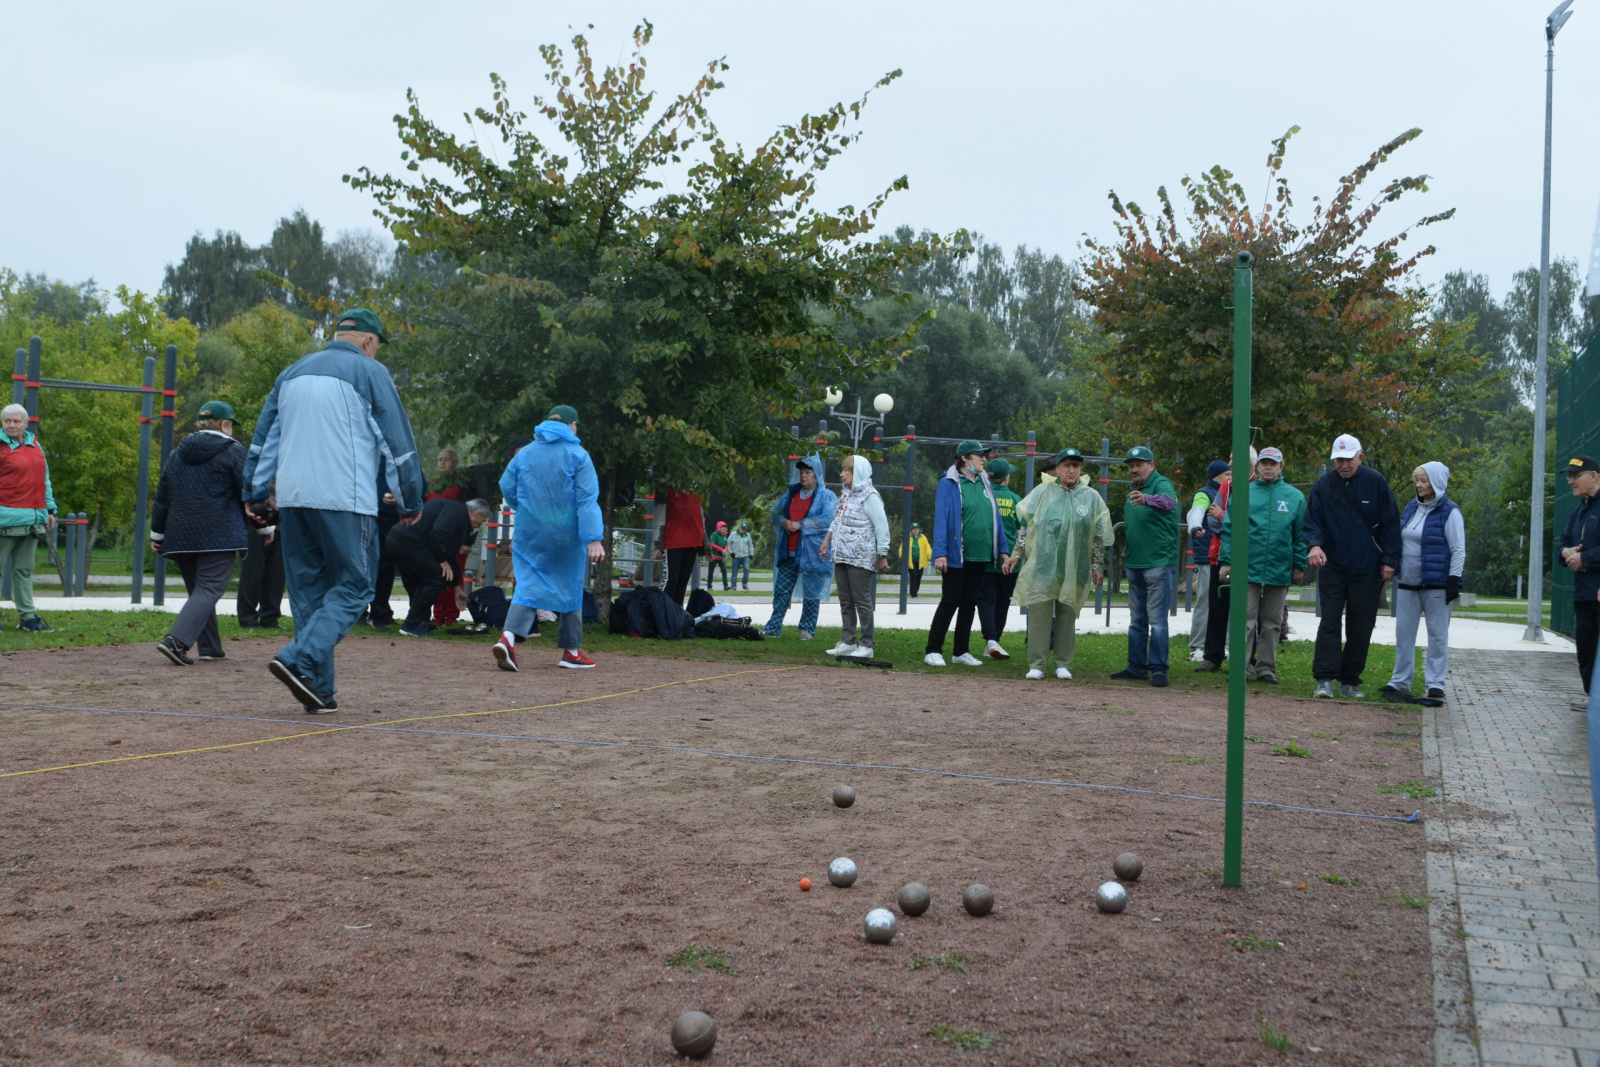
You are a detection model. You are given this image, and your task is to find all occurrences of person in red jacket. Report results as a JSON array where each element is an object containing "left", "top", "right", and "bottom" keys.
[
  {"left": 1196, "top": 448, "right": 1254, "bottom": 672},
  {"left": 426, "top": 449, "right": 474, "bottom": 627},
  {"left": 662, "top": 486, "right": 704, "bottom": 607},
  {"left": 0, "top": 403, "right": 57, "bottom": 633}
]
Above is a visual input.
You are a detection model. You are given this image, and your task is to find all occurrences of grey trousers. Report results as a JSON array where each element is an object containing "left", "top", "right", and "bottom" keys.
[
  {"left": 1388, "top": 587, "right": 1451, "bottom": 692},
  {"left": 834, "top": 563, "right": 877, "bottom": 647},
  {"left": 506, "top": 603, "right": 583, "bottom": 650},
  {"left": 1026, "top": 600, "right": 1079, "bottom": 673},
  {"left": 1188, "top": 564, "right": 1210, "bottom": 647},
  {"left": 1244, "top": 583, "right": 1288, "bottom": 680},
  {"left": 171, "top": 551, "right": 237, "bottom": 657}
]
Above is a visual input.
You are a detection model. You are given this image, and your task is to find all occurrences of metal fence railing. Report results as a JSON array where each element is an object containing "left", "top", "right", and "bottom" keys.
[{"left": 1553, "top": 328, "right": 1600, "bottom": 635}]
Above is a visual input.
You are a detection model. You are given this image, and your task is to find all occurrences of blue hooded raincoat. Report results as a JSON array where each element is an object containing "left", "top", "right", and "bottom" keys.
[
  {"left": 769, "top": 454, "right": 837, "bottom": 576},
  {"left": 500, "top": 419, "right": 603, "bottom": 614}
]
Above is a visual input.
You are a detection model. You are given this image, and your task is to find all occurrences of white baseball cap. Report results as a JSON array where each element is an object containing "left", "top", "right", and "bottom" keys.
[
  {"left": 1258, "top": 447, "right": 1284, "bottom": 464},
  {"left": 1329, "top": 434, "right": 1362, "bottom": 459}
]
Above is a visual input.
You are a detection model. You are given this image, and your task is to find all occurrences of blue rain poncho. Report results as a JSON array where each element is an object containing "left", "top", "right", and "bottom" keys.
[{"left": 500, "top": 419, "right": 604, "bottom": 614}]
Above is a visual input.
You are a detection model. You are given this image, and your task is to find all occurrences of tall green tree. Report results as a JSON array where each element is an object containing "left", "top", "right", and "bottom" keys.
[
  {"left": 348, "top": 22, "right": 946, "bottom": 618},
  {"left": 1079, "top": 127, "right": 1487, "bottom": 483},
  {"left": 161, "top": 230, "right": 267, "bottom": 330}
]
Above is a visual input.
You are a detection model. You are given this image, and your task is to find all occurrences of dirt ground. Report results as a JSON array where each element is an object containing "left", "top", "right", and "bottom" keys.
[{"left": 1, "top": 635, "right": 1434, "bottom": 1064}]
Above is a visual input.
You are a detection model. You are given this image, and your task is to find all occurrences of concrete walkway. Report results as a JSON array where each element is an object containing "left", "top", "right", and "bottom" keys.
[{"left": 1428, "top": 650, "right": 1600, "bottom": 1066}]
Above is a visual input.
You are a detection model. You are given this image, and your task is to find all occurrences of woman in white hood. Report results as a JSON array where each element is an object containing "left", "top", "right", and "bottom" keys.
[
  {"left": 820, "top": 455, "right": 890, "bottom": 658},
  {"left": 1383, "top": 461, "right": 1465, "bottom": 701}
]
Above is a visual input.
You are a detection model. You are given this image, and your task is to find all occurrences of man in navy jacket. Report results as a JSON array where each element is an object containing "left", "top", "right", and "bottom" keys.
[
  {"left": 1303, "top": 434, "right": 1402, "bottom": 699},
  {"left": 1559, "top": 455, "right": 1600, "bottom": 709}
]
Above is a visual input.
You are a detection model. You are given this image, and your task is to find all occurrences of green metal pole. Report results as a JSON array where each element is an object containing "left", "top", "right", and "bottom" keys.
[{"left": 1223, "top": 252, "right": 1253, "bottom": 888}]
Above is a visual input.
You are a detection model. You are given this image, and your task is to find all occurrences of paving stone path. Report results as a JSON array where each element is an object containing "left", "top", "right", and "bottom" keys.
[{"left": 1428, "top": 648, "right": 1600, "bottom": 1066}]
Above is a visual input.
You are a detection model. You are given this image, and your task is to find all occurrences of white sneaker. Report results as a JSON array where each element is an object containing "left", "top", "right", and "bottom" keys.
[
  {"left": 848, "top": 645, "right": 875, "bottom": 659},
  {"left": 826, "top": 642, "right": 857, "bottom": 656},
  {"left": 952, "top": 653, "right": 984, "bottom": 667},
  {"left": 1025, "top": 669, "right": 1045, "bottom": 680},
  {"left": 1056, "top": 667, "right": 1072, "bottom": 680},
  {"left": 1189, "top": 648, "right": 1205, "bottom": 662},
  {"left": 984, "top": 639, "right": 1010, "bottom": 660},
  {"left": 923, "top": 653, "right": 947, "bottom": 667}
]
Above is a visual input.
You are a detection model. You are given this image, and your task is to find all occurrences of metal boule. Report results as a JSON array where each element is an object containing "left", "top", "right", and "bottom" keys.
[
  {"left": 670, "top": 1010, "right": 717, "bottom": 1058},
  {"left": 1113, "top": 852, "right": 1144, "bottom": 881},
  {"left": 863, "top": 907, "right": 899, "bottom": 944},
  {"left": 897, "top": 882, "right": 931, "bottom": 917},
  {"left": 827, "top": 857, "right": 858, "bottom": 887},
  {"left": 832, "top": 784, "right": 856, "bottom": 808},
  {"left": 962, "top": 883, "right": 994, "bottom": 917},
  {"left": 1096, "top": 880, "right": 1129, "bottom": 913}
]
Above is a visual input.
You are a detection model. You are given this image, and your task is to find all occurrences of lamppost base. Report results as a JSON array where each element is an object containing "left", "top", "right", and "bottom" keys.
[{"left": 1522, "top": 623, "right": 1545, "bottom": 643}]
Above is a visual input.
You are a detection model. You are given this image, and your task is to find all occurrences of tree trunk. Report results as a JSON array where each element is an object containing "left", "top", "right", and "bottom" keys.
[{"left": 594, "top": 472, "right": 616, "bottom": 624}]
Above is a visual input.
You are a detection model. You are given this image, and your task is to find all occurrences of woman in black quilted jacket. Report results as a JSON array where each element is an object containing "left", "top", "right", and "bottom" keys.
[{"left": 150, "top": 401, "right": 250, "bottom": 664}]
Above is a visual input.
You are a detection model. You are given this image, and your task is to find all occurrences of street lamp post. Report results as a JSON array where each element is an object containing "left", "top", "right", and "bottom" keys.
[
  {"left": 824, "top": 389, "right": 894, "bottom": 451},
  {"left": 1526, "top": 0, "right": 1575, "bottom": 643}
]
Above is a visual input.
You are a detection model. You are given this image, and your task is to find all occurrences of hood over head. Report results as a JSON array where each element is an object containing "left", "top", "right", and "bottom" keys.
[
  {"left": 534, "top": 419, "right": 580, "bottom": 445},
  {"left": 178, "top": 429, "right": 238, "bottom": 465},
  {"left": 846, "top": 454, "right": 874, "bottom": 490},
  {"left": 1420, "top": 461, "right": 1450, "bottom": 500},
  {"left": 795, "top": 453, "right": 825, "bottom": 488}
]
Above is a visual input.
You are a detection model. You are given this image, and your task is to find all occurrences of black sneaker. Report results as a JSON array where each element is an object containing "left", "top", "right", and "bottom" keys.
[
  {"left": 398, "top": 623, "right": 432, "bottom": 638},
  {"left": 18, "top": 615, "right": 53, "bottom": 633},
  {"left": 198, "top": 651, "right": 225, "bottom": 662},
  {"left": 269, "top": 659, "right": 326, "bottom": 709},
  {"left": 1381, "top": 684, "right": 1409, "bottom": 702},
  {"left": 1194, "top": 660, "right": 1221, "bottom": 673},
  {"left": 1110, "top": 669, "right": 1146, "bottom": 681},
  {"left": 303, "top": 699, "right": 339, "bottom": 716},
  {"left": 1256, "top": 673, "right": 1279, "bottom": 685},
  {"left": 1427, "top": 688, "right": 1445, "bottom": 700},
  {"left": 1150, "top": 673, "right": 1170, "bottom": 688},
  {"left": 157, "top": 635, "right": 193, "bottom": 666}
]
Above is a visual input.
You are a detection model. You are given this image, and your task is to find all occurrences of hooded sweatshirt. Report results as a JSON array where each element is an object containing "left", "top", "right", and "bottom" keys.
[
  {"left": 151, "top": 430, "right": 248, "bottom": 554},
  {"left": 827, "top": 455, "right": 890, "bottom": 569},
  {"left": 1397, "top": 461, "right": 1464, "bottom": 588}
]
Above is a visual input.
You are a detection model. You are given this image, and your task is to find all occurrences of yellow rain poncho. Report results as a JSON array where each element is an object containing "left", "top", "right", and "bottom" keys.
[{"left": 1014, "top": 478, "right": 1114, "bottom": 612}]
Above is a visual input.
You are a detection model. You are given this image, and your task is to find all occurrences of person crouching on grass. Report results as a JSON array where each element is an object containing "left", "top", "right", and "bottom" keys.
[
  {"left": 493, "top": 405, "right": 604, "bottom": 671},
  {"left": 388, "top": 497, "right": 490, "bottom": 638},
  {"left": 821, "top": 455, "right": 890, "bottom": 660}
]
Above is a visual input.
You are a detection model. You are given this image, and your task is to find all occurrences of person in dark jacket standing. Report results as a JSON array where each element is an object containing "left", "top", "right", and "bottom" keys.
[
  {"left": 976, "top": 457, "right": 1023, "bottom": 659},
  {"left": 364, "top": 482, "right": 401, "bottom": 630},
  {"left": 1303, "top": 434, "right": 1402, "bottom": 699},
  {"left": 1185, "top": 460, "right": 1229, "bottom": 659},
  {"left": 388, "top": 497, "right": 490, "bottom": 636},
  {"left": 1559, "top": 455, "right": 1600, "bottom": 710},
  {"left": 243, "top": 309, "right": 425, "bottom": 713},
  {"left": 924, "top": 440, "right": 1011, "bottom": 667},
  {"left": 237, "top": 493, "right": 284, "bottom": 628},
  {"left": 151, "top": 401, "right": 250, "bottom": 664},
  {"left": 1112, "top": 446, "right": 1181, "bottom": 687}
]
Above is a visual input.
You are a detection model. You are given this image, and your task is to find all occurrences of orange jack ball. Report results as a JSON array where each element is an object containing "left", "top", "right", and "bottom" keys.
[{"left": 799, "top": 877, "right": 812, "bottom": 891}]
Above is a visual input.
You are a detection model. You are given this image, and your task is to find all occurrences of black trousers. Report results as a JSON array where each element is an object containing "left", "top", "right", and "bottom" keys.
[
  {"left": 1312, "top": 570, "right": 1384, "bottom": 685},
  {"left": 1575, "top": 600, "right": 1600, "bottom": 694},
  {"left": 978, "top": 569, "right": 1018, "bottom": 641},
  {"left": 908, "top": 567, "right": 923, "bottom": 597},
  {"left": 706, "top": 556, "right": 728, "bottom": 588},
  {"left": 926, "top": 561, "right": 993, "bottom": 657},
  {"left": 387, "top": 530, "right": 451, "bottom": 629},
  {"left": 665, "top": 547, "right": 698, "bottom": 606},
  {"left": 1202, "top": 563, "right": 1229, "bottom": 665},
  {"left": 369, "top": 514, "right": 400, "bottom": 625},
  {"left": 236, "top": 525, "right": 283, "bottom": 626}
]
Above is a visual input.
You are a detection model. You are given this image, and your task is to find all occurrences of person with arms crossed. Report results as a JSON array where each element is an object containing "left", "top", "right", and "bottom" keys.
[{"left": 1560, "top": 456, "right": 1600, "bottom": 710}]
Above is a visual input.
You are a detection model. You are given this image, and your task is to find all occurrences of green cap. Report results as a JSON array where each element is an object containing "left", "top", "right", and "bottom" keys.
[
  {"left": 547, "top": 404, "right": 579, "bottom": 425},
  {"left": 956, "top": 438, "right": 985, "bottom": 457},
  {"left": 987, "top": 457, "right": 1013, "bottom": 478},
  {"left": 197, "top": 400, "right": 235, "bottom": 421},
  {"left": 333, "top": 308, "right": 387, "bottom": 343},
  {"left": 1125, "top": 445, "right": 1155, "bottom": 462},
  {"left": 1055, "top": 447, "right": 1084, "bottom": 464}
]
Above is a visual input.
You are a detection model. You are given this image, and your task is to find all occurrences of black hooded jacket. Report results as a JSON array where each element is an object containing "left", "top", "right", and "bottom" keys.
[{"left": 151, "top": 431, "right": 248, "bottom": 554}]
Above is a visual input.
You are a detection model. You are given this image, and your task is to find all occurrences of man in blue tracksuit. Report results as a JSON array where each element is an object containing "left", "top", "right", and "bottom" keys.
[{"left": 243, "top": 309, "right": 425, "bottom": 713}]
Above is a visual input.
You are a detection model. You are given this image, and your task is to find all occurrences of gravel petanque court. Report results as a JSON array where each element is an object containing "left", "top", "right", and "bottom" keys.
[{"left": 2, "top": 636, "right": 1434, "bottom": 1063}]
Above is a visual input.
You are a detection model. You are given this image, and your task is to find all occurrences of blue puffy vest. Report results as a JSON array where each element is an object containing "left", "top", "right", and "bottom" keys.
[{"left": 1399, "top": 496, "right": 1457, "bottom": 588}]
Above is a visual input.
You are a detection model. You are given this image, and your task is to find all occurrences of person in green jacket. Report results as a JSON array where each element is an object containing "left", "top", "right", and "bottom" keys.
[
  {"left": 978, "top": 457, "right": 1024, "bottom": 659},
  {"left": 1218, "top": 447, "right": 1307, "bottom": 684},
  {"left": 1111, "top": 446, "right": 1180, "bottom": 686}
]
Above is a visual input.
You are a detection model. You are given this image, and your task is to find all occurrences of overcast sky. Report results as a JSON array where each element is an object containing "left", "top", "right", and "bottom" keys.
[{"left": 4, "top": 1, "right": 1597, "bottom": 302}]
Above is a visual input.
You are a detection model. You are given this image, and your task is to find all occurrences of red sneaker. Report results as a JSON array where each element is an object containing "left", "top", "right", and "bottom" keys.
[
  {"left": 493, "top": 635, "right": 519, "bottom": 672},
  {"left": 559, "top": 649, "right": 596, "bottom": 670}
]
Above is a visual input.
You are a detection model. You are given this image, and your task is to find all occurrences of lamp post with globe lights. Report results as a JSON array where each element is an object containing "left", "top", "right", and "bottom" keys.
[{"left": 824, "top": 388, "right": 894, "bottom": 452}]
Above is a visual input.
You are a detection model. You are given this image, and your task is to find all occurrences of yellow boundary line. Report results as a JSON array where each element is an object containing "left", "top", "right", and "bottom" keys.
[{"left": 0, "top": 665, "right": 805, "bottom": 781}]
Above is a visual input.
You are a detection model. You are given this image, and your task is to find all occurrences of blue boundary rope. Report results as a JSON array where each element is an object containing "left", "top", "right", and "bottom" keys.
[{"left": 0, "top": 701, "right": 1422, "bottom": 824}]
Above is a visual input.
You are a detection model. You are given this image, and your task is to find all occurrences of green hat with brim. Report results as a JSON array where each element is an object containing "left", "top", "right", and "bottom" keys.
[
  {"left": 547, "top": 404, "right": 579, "bottom": 425},
  {"left": 987, "top": 457, "right": 1013, "bottom": 478},
  {"left": 334, "top": 308, "right": 387, "bottom": 343},
  {"left": 1055, "top": 448, "right": 1084, "bottom": 465},
  {"left": 1124, "top": 445, "right": 1155, "bottom": 463},
  {"left": 956, "top": 438, "right": 985, "bottom": 457},
  {"left": 197, "top": 400, "right": 235, "bottom": 421}
]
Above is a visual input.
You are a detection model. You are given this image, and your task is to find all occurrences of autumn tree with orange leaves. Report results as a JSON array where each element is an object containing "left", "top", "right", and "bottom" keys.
[{"left": 1078, "top": 127, "right": 1491, "bottom": 482}]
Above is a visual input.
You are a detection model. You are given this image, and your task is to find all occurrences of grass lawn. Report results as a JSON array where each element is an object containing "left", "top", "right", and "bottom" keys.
[{"left": 0, "top": 610, "right": 292, "bottom": 654}]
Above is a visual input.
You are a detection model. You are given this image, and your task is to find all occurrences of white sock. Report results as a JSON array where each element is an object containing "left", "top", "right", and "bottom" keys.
[{"left": 501, "top": 630, "right": 516, "bottom": 645}]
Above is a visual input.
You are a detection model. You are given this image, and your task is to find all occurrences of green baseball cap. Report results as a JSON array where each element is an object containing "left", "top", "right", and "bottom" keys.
[
  {"left": 987, "top": 457, "right": 1013, "bottom": 478},
  {"left": 197, "top": 400, "right": 235, "bottom": 421},
  {"left": 1124, "top": 445, "right": 1155, "bottom": 462},
  {"left": 333, "top": 308, "right": 387, "bottom": 343},
  {"left": 956, "top": 438, "right": 985, "bottom": 457},
  {"left": 1055, "top": 447, "right": 1084, "bottom": 464},
  {"left": 547, "top": 404, "right": 580, "bottom": 425}
]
